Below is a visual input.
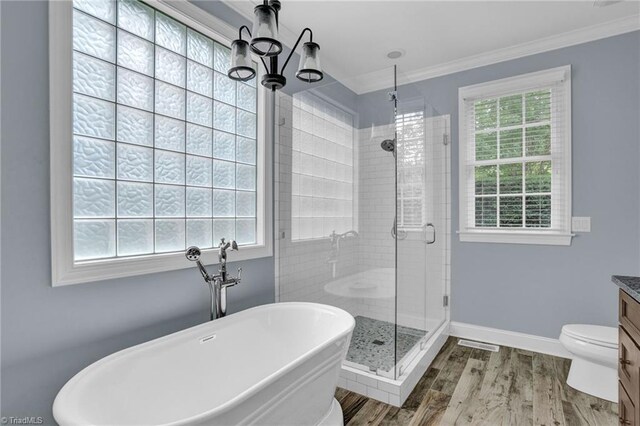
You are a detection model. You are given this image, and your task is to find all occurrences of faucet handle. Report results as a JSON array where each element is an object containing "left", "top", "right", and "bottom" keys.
[
  {"left": 218, "top": 238, "right": 239, "bottom": 251},
  {"left": 220, "top": 268, "right": 242, "bottom": 289}
]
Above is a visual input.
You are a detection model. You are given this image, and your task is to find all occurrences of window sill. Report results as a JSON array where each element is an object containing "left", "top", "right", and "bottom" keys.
[
  {"left": 458, "top": 230, "right": 573, "bottom": 246},
  {"left": 53, "top": 244, "right": 272, "bottom": 287}
]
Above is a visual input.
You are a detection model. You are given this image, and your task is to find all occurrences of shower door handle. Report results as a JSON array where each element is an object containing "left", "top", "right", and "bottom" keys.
[
  {"left": 391, "top": 217, "right": 407, "bottom": 240},
  {"left": 424, "top": 223, "right": 436, "bottom": 245}
]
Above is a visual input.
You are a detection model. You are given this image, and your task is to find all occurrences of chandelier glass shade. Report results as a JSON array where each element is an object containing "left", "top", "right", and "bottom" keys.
[
  {"left": 250, "top": 4, "right": 282, "bottom": 57},
  {"left": 228, "top": 39, "right": 256, "bottom": 82}
]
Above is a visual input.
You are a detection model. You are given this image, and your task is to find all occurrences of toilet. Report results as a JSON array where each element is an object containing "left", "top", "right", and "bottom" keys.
[{"left": 559, "top": 324, "right": 618, "bottom": 402}]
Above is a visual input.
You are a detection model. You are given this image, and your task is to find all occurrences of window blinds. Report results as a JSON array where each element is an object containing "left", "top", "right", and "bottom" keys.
[{"left": 397, "top": 110, "right": 426, "bottom": 229}]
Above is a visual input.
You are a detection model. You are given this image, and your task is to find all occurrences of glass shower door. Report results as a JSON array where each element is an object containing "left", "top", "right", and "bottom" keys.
[
  {"left": 394, "top": 67, "right": 449, "bottom": 378},
  {"left": 340, "top": 65, "right": 399, "bottom": 377}
]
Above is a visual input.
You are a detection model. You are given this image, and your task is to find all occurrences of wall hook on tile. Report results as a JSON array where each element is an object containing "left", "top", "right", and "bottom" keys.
[{"left": 278, "top": 116, "right": 286, "bottom": 126}]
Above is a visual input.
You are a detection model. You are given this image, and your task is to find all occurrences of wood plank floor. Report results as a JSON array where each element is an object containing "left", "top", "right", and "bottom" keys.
[{"left": 335, "top": 337, "right": 618, "bottom": 426}]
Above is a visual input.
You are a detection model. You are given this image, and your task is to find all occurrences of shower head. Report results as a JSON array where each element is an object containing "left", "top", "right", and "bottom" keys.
[
  {"left": 380, "top": 139, "right": 395, "bottom": 152},
  {"left": 185, "top": 246, "right": 202, "bottom": 262}
]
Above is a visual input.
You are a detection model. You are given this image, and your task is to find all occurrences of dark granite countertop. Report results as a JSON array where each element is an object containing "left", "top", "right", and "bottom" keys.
[{"left": 613, "top": 275, "right": 640, "bottom": 303}]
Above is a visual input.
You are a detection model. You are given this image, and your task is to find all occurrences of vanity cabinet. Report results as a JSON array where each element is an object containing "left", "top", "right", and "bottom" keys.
[
  {"left": 621, "top": 382, "right": 636, "bottom": 426},
  {"left": 619, "top": 289, "right": 640, "bottom": 426}
]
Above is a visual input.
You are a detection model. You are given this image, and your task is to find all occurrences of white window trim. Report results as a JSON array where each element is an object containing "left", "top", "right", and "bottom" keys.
[
  {"left": 457, "top": 65, "right": 573, "bottom": 246},
  {"left": 50, "top": 0, "right": 273, "bottom": 286}
]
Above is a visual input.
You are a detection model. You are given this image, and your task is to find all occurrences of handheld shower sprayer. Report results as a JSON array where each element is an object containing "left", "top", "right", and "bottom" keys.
[{"left": 185, "top": 246, "right": 210, "bottom": 281}]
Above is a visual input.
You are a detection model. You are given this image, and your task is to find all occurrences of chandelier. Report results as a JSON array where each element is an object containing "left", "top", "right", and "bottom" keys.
[{"left": 227, "top": 0, "right": 323, "bottom": 91}]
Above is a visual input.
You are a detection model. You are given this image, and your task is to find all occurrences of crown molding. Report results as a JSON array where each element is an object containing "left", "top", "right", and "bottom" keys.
[
  {"left": 347, "top": 14, "right": 640, "bottom": 94},
  {"left": 220, "top": 3, "right": 638, "bottom": 95}
]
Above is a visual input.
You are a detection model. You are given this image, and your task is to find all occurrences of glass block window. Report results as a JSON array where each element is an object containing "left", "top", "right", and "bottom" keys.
[
  {"left": 291, "top": 93, "right": 355, "bottom": 241},
  {"left": 459, "top": 66, "right": 572, "bottom": 244},
  {"left": 71, "top": 0, "right": 259, "bottom": 261}
]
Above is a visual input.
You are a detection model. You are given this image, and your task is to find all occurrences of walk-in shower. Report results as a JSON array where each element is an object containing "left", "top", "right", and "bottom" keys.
[{"left": 274, "top": 65, "right": 451, "bottom": 405}]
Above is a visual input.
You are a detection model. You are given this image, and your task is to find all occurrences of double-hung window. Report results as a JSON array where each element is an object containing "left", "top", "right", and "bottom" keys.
[
  {"left": 458, "top": 66, "right": 572, "bottom": 245},
  {"left": 50, "top": 0, "right": 271, "bottom": 286}
]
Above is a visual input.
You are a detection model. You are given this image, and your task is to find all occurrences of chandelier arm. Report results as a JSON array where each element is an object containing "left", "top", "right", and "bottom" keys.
[
  {"left": 239, "top": 25, "right": 251, "bottom": 40},
  {"left": 280, "top": 28, "right": 312, "bottom": 75},
  {"left": 259, "top": 57, "right": 269, "bottom": 73}
]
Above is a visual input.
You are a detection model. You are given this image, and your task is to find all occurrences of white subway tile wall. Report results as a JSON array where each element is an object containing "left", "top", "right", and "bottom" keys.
[{"left": 71, "top": 0, "right": 258, "bottom": 261}]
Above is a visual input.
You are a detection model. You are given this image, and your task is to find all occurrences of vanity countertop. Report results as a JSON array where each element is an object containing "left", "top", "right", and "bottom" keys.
[{"left": 613, "top": 275, "right": 640, "bottom": 303}]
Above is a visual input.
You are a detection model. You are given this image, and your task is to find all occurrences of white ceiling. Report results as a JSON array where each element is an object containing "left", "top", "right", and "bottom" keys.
[{"left": 224, "top": 1, "right": 640, "bottom": 93}]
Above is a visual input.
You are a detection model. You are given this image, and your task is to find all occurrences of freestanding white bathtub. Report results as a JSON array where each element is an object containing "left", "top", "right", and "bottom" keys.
[{"left": 53, "top": 303, "right": 355, "bottom": 426}]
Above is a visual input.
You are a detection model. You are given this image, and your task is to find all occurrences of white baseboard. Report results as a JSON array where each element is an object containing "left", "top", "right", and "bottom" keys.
[{"left": 449, "top": 321, "right": 571, "bottom": 359}]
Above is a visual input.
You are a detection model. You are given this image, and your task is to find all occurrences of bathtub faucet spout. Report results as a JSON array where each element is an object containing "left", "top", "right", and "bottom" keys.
[{"left": 185, "top": 241, "right": 242, "bottom": 321}]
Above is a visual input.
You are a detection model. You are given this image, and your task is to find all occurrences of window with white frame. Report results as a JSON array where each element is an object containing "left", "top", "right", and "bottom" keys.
[
  {"left": 458, "top": 66, "right": 572, "bottom": 245},
  {"left": 397, "top": 110, "right": 426, "bottom": 230},
  {"left": 291, "top": 92, "right": 355, "bottom": 241},
  {"left": 50, "top": 0, "right": 271, "bottom": 285}
]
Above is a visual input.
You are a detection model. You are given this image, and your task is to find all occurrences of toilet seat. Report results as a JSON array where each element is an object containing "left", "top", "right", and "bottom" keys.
[{"left": 561, "top": 324, "right": 617, "bottom": 349}]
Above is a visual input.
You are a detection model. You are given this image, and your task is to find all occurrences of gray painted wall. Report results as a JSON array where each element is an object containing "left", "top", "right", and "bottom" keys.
[
  {"left": 358, "top": 31, "right": 640, "bottom": 339},
  {"left": 0, "top": 1, "right": 275, "bottom": 422}
]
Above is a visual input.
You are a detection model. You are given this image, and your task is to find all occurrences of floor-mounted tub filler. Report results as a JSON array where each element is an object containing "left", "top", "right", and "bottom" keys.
[{"left": 53, "top": 303, "right": 355, "bottom": 426}]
